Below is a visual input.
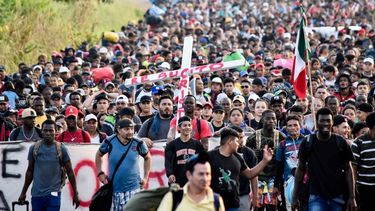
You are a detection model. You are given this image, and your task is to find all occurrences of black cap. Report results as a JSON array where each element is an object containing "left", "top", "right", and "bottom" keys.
[
  {"left": 213, "top": 105, "right": 224, "bottom": 112},
  {"left": 0, "top": 65, "right": 5, "bottom": 72},
  {"left": 252, "top": 78, "right": 264, "bottom": 87},
  {"left": 116, "top": 118, "right": 134, "bottom": 129},
  {"left": 333, "top": 115, "right": 348, "bottom": 126},
  {"left": 51, "top": 93, "right": 61, "bottom": 100},
  {"left": 45, "top": 106, "right": 59, "bottom": 114},
  {"left": 357, "top": 103, "right": 373, "bottom": 113},
  {"left": 118, "top": 107, "right": 135, "bottom": 117},
  {"left": 140, "top": 95, "right": 152, "bottom": 103},
  {"left": 0, "top": 95, "right": 9, "bottom": 103},
  {"left": 95, "top": 93, "right": 110, "bottom": 102},
  {"left": 270, "top": 96, "right": 285, "bottom": 105}
]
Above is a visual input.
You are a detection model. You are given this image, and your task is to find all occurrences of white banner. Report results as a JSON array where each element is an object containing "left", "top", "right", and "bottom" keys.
[
  {"left": 124, "top": 60, "right": 245, "bottom": 86},
  {"left": 0, "top": 142, "right": 168, "bottom": 211},
  {"left": 0, "top": 138, "right": 223, "bottom": 210}
]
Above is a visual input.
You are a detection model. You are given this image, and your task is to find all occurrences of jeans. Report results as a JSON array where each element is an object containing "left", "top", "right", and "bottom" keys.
[
  {"left": 308, "top": 194, "right": 345, "bottom": 211},
  {"left": 31, "top": 192, "right": 61, "bottom": 211}
]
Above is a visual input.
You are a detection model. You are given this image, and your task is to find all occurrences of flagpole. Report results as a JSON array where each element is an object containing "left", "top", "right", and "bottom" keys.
[{"left": 305, "top": 50, "right": 317, "bottom": 130}]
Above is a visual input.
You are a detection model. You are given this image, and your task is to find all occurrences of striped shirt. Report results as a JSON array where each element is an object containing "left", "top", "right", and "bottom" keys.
[{"left": 351, "top": 133, "right": 375, "bottom": 186}]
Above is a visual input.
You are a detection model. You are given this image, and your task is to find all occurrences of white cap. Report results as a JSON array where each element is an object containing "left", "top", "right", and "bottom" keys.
[
  {"left": 116, "top": 95, "right": 129, "bottom": 103},
  {"left": 159, "top": 62, "right": 170, "bottom": 70},
  {"left": 59, "top": 66, "right": 70, "bottom": 73},
  {"left": 211, "top": 77, "right": 223, "bottom": 84},
  {"left": 99, "top": 47, "right": 108, "bottom": 54},
  {"left": 248, "top": 93, "right": 260, "bottom": 102},
  {"left": 364, "top": 57, "right": 374, "bottom": 66},
  {"left": 84, "top": 114, "right": 97, "bottom": 122}
]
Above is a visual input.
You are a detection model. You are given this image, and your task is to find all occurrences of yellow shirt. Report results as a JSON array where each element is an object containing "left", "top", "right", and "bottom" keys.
[
  {"left": 35, "top": 114, "right": 54, "bottom": 128},
  {"left": 157, "top": 183, "right": 225, "bottom": 211}
]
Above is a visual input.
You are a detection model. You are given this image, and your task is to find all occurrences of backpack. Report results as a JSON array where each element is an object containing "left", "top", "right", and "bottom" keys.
[
  {"left": 33, "top": 140, "right": 67, "bottom": 189},
  {"left": 123, "top": 184, "right": 221, "bottom": 211},
  {"left": 299, "top": 134, "right": 347, "bottom": 202},
  {"left": 61, "top": 130, "right": 88, "bottom": 142},
  {"left": 11, "top": 127, "right": 42, "bottom": 141}
]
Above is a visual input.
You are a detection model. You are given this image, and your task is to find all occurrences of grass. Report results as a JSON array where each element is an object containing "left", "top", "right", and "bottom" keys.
[{"left": 0, "top": 0, "right": 149, "bottom": 73}]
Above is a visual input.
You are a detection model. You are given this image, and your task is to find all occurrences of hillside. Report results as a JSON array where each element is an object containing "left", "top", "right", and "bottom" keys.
[{"left": 0, "top": 0, "right": 151, "bottom": 72}]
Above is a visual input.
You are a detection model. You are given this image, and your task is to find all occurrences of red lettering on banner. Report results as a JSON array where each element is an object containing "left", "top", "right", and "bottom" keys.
[
  {"left": 68, "top": 159, "right": 100, "bottom": 207},
  {"left": 141, "top": 75, "right": 149, "bottom": 83},
  {"left": 145, "top": 149, "right": 166, "bottom": 189},
  {"left": 179, "top": 79, "right": 188, "bottom": 89},
  {"left": 176, "top": 108, "right": 184, "bottom": 119},
  {"left": 180, "top": 68, "right": 189, "bottom": 78},
  {"left": 194, "top": 65, "right": 208, "bottom": 73},
  {"left": 179, "top": 90, "right": 186, "bottom": 104},
  {"left": 131, "top": 77, "right": 138, "bottom": 85},
  {"left": 169, "top": 70, "right": 179, "bottom": 78},
  {"left": 158, "top": 72, "right": 167, "bottom": 80},
  {"left": 209, "top": 62, "right": 224, "bottom": 70}
]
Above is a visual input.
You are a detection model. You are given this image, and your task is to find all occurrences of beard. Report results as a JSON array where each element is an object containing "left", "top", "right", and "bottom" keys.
[{"left": 160, "top": 112, "right": 172, "bottom": 118}]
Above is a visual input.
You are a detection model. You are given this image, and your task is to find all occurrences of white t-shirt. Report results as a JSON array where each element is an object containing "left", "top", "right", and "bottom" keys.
[{"left": 90, "top": 134, "right": 101, "bottom": 144}]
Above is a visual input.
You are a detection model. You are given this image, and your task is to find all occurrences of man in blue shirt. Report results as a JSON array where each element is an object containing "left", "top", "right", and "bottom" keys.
[
  {"left": 95, "top": 118, "right": 151, "bottom": 211},
  {"left": 18, "top": 119, "right": 80, "bottom": 210}
]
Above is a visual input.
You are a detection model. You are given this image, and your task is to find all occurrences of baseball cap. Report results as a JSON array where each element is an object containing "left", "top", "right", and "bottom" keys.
[
  {"left": 45, "top": 106, "right": 59, "bottom": 114},
  {"left": 0, "top": 65, "right": 5, "bottom": 72},
  {"left": 270, "top": 96, "right": 286, "bottom": 105},
  {"left": 333, "top": 115, "right": 348, "bottom": 127},
  {"left": 196, "top": 101, "right": 203, "bottom": 108},
  {"left": 104, "top": 82, "right": 115, "bottom": 89},
  {"left": 248, "top": 93, "right": 260, "bottom": 102},
  {"left": 203, "top": 102, "right": 213, "bottom": 109},
  {"left": 159, "top": 62, "right": 171, "bottom": 70},
  {"left": 252, "top": 78, "right": 264, "bottom": 87},
  {"left": 116, "top": 95, "right": 129, "bottom": 104},
  {"left": 211, "top": 77, "right": 223, "bottom": 84},
  {"left": 240, "top": 71, "right": 249, "bottom": 77},
  {"left": 140, "top": 95, "right": 152, "bottom": 103},
  {"left": 59, "top": 66, "right": 70, "bottom": 73},
  {"left": 213, "top": 105, "right": 224, "bottom": 112},
  {"left": 85, "top": 113, "right": 97, "bottom": 122},
  {"left": 99, "top": 47, "right": 108, "bottom": 54},
  {"left": 22, "top": 108, "right": 37, "bottom": 118},
  {"left": 256, "top": 63, "right": 265, "bottom": 69},
  {"left": 0, "top": 95, "right": 9, "bottom": 103},
  {"left": 116, "top": 118, "right": 134, "bottom": 129},
  {"left": 233, "top": 95, "right": 245, "bottom": 104},
  {"left": 95, "top": 93, "right": 110, "bottom": 102},
  {"left": 151, "top": 85, "right": 164, "bottom": 95},
  {"left": 364, "top": 57, "right": 374, "bottom": 66},
  {"left": 65, "top": 105, "right": 79, "bottom": 118}
]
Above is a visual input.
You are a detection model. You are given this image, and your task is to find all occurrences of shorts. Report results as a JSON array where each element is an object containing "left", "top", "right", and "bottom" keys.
[
  {"left": 32, "top": 192, "right": 61, "bottom": 211},
  {"left": 112, "top": 188, "right": 140, "bottom": 211}
]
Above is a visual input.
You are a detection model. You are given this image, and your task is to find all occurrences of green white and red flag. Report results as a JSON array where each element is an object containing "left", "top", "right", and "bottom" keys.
[{"left": 291, "top": 10, "right": 311, "bottom": 99}]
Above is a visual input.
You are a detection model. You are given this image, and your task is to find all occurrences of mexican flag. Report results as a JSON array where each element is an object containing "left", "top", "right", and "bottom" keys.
[{"left": 291, "top": 13, "right": 311, "bottom": 99}]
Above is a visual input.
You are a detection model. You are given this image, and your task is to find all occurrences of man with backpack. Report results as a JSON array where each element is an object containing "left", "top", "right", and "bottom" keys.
[
  {"left": 18, "top": 119, "right": 80, "bottom": 210},
  {"left": 57, "top": 105, "right": 90, "bottom": 143},
  {"left": 158, "top": 151, "right": 225, "bottom": 211},
  {"left": 275, "top": 115, "right": 305, "bottom": 211},
  {"left": 246, "top": 109, "right": 286, "bottom": 211},
  {"left": 138, "top": 95, "right": 174, "bottom": 147},
  {"left": 95, "top": 118, "right": 151, "bottom": 211},
  {"left": 9, "top": 108, "right": 42, "bottom": 141},
  {"left": 292, "top": 108, "right": 357, "bottom": 211},
  {"left": 167, "top": 95, "right": 212, "bottom": 151}
]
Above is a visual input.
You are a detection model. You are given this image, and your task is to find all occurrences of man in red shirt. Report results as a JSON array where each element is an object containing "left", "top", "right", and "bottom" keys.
[{"left": 57, "top": 105, "right": 90, "bottom": 143}]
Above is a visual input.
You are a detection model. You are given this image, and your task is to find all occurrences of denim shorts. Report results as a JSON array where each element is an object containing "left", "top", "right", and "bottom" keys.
[
  {"left": 31, "top": 192, "right": 61, "bottom": 211},
  {"left": 309, "top": 194, "right": 345, "bottom": 211}
]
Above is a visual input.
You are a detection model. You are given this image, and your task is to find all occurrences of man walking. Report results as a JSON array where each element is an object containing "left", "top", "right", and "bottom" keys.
[
  {"left": 292, "top": 108, "right": 357, "bottom": 211},
  {"left": 57, "top": 105, "right": 90, "bottom": 143},
  {"left": 95, "top": 118, "right": 151, "bottom": 211},
  {"left": 158, "top": 151, "right": 225, "bottom": 211},
  {"left": 351, "top": 112, "right": 375, "bottom": 211},
  {"left": 164, "top": 116, "right": 205, "bottom": 186},
  {"left": 18, "top": 119, "right": 80, "bottom": 210},
  {"left": 209, "top": 127, "right": 274, "bottom": 211}
]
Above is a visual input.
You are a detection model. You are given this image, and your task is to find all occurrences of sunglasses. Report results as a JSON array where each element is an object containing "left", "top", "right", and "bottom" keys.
[{"left": 241, "top": 85, "right": 249, "bottom": 88}]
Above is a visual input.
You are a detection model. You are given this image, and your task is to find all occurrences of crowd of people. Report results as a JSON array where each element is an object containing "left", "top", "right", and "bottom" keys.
[{"left": 1, "top": 0, "right": 373, "bottom": 210}]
